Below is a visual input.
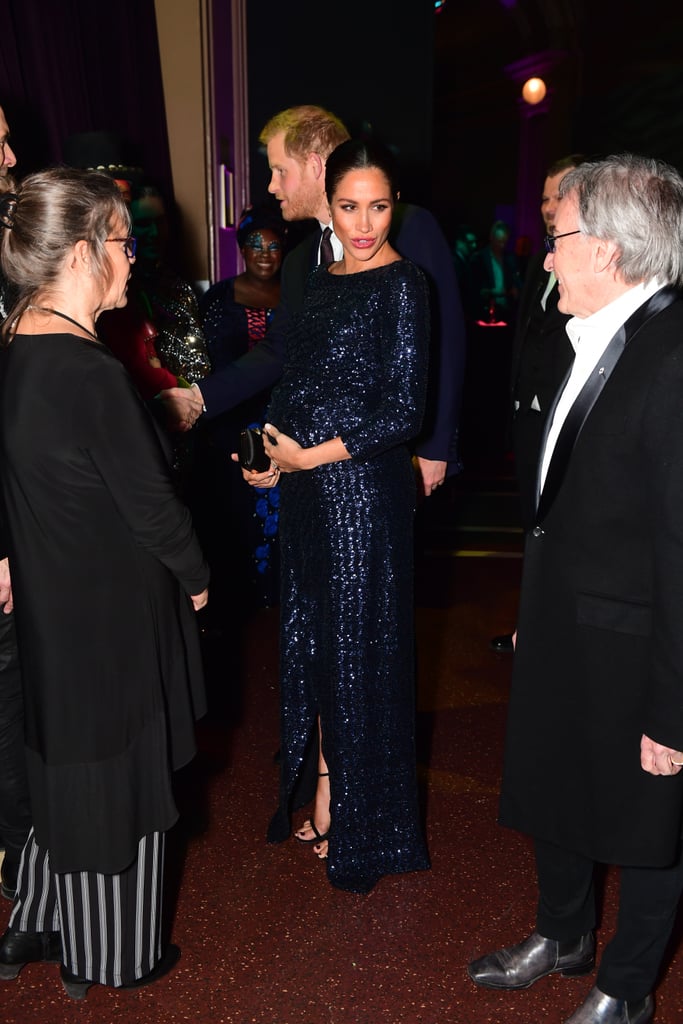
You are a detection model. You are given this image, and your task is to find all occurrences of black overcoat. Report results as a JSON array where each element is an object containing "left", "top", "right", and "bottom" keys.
[
  {"left": 0, "top": 333, "right": 209, "bottom": 874},
  {"left": 499, "top": 292, "right": 683, "bottom": 867}
]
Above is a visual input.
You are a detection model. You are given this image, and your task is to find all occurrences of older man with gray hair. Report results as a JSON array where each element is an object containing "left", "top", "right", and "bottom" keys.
[{"left": 468, "top": 154, "right": 683, "bottom": 1024}]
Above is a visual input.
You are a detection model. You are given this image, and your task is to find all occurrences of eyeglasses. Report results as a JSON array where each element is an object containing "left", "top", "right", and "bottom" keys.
[
  {"left": 543, "top": 230, "right": 581, "bottom": 253},
  {"left": 106, "top": 236, "right": 137, "bottom": 259}
]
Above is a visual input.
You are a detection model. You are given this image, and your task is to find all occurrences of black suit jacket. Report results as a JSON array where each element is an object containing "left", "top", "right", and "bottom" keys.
[
  {"left": 200, "top": 204, "right": 466, "bottom": 471},
  {"left": 501, "top": 289, "right": 683, "bottom": 867},
  {"left": 510, "top": 251, "right": 574, "bottom": 419}
]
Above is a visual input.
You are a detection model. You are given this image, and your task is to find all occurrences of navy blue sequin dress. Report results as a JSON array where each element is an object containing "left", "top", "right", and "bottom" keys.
[{"left": 266, "top": 259, "right": 431, "bottom": 893}]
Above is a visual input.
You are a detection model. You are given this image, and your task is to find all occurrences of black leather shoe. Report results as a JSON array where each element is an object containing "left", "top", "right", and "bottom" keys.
[
  {"left": 490, "top": 632, "right": 514, "bottom": 653},
  {"left": 467, "top": 930, "right": 595, "bottom": 990},
  {"left": 0, "top": 927, "right": 62, "bottom": 980},
  {"left": 61, "top": 943, "right": 181, "bottom": 1000},
  {"left": 564, "top": 986, "right": 654, "bottom": 1024}
]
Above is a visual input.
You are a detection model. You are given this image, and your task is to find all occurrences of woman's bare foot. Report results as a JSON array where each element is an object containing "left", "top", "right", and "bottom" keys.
[
  {"left": 314, "top": 837, "right": 328, "bottom": 859},
  {"left": 294, "top": 818, "right": 329, "bottom": 843},
  {"left": 294, "top": 770, "right": 330, "bottom": 845}
]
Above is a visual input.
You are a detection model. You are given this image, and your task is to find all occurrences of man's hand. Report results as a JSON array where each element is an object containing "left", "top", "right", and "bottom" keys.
[
  {"left": 0, "top": 556, "right": 13, "bottom": 613},
  {"left": 417, "top": 458, "right": 447, "bottom": 497},
  {"left": 159, "top": 387, "right": 204, "bottom": 432},
  {"left": 641, "top": 734, "right": 683, "bottom": 776},
  {"left": 191, "top": 588, "right": 209, "bottom": 611}
]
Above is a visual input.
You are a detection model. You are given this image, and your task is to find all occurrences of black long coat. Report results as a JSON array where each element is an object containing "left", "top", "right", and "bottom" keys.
[
  {"left": 0, "top": 333, "right": 209, "bottom": 874},
  {"left": 499, "top": 292, "right": 683, "bottom": 867}
]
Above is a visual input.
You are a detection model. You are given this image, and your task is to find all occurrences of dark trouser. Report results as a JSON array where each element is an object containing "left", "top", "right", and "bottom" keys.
[
  {"left": 0, "top": 609, "right": 31, "bottom": 887},
  {"left": 10, "top": 829, "right": 165, "bottom": 987},
  {"left": 534, "top": 837, "right": 683, "bottom": 1001}
]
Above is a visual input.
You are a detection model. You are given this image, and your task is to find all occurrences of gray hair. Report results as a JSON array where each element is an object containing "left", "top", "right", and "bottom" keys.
[
  {"left": 559, "top": 154, "right": 683, "bottom": 287},
  {"left": 1, "top": 166, "right": 131, "bottom": 338}
]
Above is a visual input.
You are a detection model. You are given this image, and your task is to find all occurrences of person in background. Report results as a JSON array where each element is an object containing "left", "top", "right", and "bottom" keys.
[
  {"left": 0, "top": 167, "right": 208, "bottom": 998},
  {"left": 468, "top": 153, "right": 683, "bottom": 1024},
  {"left": 490, "top": 155, "right": 584, "bottom": 654},
  {"left": 128, "top": 183, "right": 211, "bottom": 384},
  {"left": 199, "top": 204, "right": 286, "bottom": 609},
  {"left": 470, "top": 218, "right": 521, "bottom": 326},
  {"left": 98, "top": 182, "right": 211, "bottom": 500},
  {"left": 0, "top": 102, "right": 31, "bottom": 905},
  {"left": 242, "top": 139, "right": 431, "bottom": 894},
  {"left": 99, "top": 182, "right": 210, "bottom": 393},
  {"left": 452, "top": 222, "right": 478, "bottom": 319}
]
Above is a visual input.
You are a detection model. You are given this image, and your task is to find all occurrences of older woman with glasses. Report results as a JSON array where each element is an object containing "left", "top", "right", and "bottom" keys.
[{"left": 0, "top": 167, "right": 209, "bottom": 999}]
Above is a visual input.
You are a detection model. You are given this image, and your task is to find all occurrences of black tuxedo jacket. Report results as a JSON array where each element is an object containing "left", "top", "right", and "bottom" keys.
[
  {"left": 500, "top": 289, "right": 683, "bottom": 868},
  {"left": 200, "top": 204, "right": 466, "bottom": 471},
  {"left": 510, "top": 250, "right": 574, "bottom": 419}
]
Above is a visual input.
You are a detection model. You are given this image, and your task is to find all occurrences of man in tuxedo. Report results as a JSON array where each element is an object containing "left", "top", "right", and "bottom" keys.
[
  {"left": 0, "top": 104, "right": 31, "bottom": 902},
  {"left": 469, "top": 154, "right": 683, "bottom": 1024},
  {"left": 162, "top": 104, "right": 465, "bottom": 495},
  {"left": 491, "top": 155, "right": 583, "bottom": 654}
]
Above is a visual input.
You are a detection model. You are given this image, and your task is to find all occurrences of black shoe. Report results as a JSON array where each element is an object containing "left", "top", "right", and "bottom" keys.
[
  {"left": 0, "top": 928, "right": 62, "bottom": 980},
  {"left": 490, "top": 632, "right": 514, "bottom": 653},
  {"left": 61, "top": 943, "right": 181, "bottom": 1000},
  {"left": 467, "top": 930, "right": 595, "bottom": 990},
  {"left": 564, "top": 986, "right": 654, "bottom": 1024}
]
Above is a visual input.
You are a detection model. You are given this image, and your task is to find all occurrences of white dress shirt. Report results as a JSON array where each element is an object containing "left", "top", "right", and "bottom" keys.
[{"left": 539, "top": 278, "right": 663, "bottom": 492}]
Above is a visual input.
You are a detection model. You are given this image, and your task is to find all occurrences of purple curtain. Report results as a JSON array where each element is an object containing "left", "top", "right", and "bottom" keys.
[{"left": 0, "top": 0, "right": 172, "bottom": 195}]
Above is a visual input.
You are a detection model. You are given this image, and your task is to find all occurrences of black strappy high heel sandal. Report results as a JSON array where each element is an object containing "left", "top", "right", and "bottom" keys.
[{"left": 294, "top": 772, "right": 331, "bottom": 845}]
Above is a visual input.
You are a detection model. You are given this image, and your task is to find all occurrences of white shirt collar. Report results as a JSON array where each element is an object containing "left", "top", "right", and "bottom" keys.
[
  {"left": 539, "top": 278, "right": 664, "bottom": 493},
  {"left": 565, "top": 278, "right": 663, "bottom": 354}
]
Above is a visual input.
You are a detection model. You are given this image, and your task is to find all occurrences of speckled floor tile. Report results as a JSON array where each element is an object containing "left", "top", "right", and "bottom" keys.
[{"left": 1, "top": 523, "right": 682, "bottom": 1023}]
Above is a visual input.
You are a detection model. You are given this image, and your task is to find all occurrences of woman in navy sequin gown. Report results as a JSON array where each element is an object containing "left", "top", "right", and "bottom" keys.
[{"left": 248, "top": 141, "right": 430, "bottom": 893}]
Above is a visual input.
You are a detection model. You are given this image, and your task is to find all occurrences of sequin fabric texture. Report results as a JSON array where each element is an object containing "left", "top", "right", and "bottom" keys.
[
  {"left": 266, "top": 259, "right": 431, "bottom": 893},
  {"left": 137, "top": 266, "right": 211, "bottom": 384}
]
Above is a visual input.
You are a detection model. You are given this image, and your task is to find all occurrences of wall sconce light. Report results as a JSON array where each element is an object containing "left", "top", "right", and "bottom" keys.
[{"left": 521, "top": 77, "right": 547, "bottom": 105}]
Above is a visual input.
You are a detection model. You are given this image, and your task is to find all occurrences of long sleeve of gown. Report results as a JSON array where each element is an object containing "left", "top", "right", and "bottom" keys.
[{"left": 341, "top": 262, "right": 430, "bottom": 461}]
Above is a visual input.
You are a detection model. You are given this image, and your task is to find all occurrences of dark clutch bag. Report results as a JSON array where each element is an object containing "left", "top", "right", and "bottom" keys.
[{"left": 239, "top": 427, "right": 271, "bottom": 472}]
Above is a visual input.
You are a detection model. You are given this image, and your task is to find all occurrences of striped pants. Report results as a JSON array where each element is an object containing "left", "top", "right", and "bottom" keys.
[{"left": 9, "top": 828, "right": 165, "bottom": 987}]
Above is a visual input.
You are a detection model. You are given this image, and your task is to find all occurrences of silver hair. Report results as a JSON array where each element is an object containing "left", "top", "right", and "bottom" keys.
[
  {"left": 0, "top": 166, "right": 131, "bottom": 340},
  {"left": 559, "top": 154, "right": 683, "bottom": 287}
]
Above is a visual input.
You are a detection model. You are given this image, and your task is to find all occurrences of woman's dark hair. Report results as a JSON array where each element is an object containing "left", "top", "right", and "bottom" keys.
[
  {"left": 0, "top": 166, "right": 130, "bottom": 338},
  {"left": 325, "top": 139, "right": 400, "bottom": 203}
]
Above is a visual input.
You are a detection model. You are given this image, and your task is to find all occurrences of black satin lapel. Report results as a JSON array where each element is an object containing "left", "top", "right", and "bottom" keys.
[
  {"left": 534, "top": 360, "right": 574, "bottom": 514},
  {"left": 535, "top": 286, "right": 681, "bottom": 523},
  {"left": 535, "top": 324, "right": 626, "bottom": 522}
]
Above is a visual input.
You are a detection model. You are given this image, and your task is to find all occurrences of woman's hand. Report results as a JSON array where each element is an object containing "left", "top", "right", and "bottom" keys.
[
  {"left": 230, "top": 452, "right": 280, "bottom": 488},
  {"left": 263, "top": 423, "right": 305, "bottom": 473},
  {"left": 191, "top": 588, "right": 209, "bottom": 611}
]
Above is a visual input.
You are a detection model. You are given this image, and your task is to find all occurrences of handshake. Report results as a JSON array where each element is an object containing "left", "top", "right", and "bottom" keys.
[{"left": 158, "top": 385, "right": 205, "bottom": 431}]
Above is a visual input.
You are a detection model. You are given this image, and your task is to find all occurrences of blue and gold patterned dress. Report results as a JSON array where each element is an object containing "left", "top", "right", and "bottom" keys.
[{"left": 266, "top": 259, "right": 431, "bottom": 893}]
